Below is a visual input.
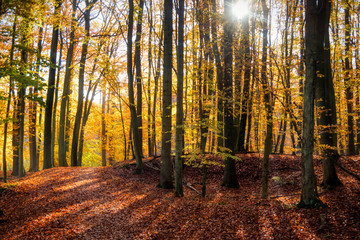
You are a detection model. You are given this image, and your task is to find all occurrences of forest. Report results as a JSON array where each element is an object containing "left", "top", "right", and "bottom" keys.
[{"left": 0, "top": 0, "right": 360, "bottom": 239}]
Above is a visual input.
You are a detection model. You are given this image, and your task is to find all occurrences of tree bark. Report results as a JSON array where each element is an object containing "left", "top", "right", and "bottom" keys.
[
  {"left": 236, "top": 14, "right": 251, "bottom": 153},
  {"left": 298, "top": 0, "right": 325, "bottom": 208},
  {"left": 175, "top": 0, "right": 184, "bottom": 197},
  {"left": 58, "top": 0, "right": 77, "bottom": 167},
  {"left": 127, "top": 0, "right": 144, "bottom": 174},
  {"left": 314, "top": 0, "right": 342, "bottom": 188},
  {"left": 101, "top": 89, "right": 107, "bottom": 166},
  {"left": 43, "top": 0, "right": 62, "bottom": 169},
  {"left": 158, "top": 0, "right": 173, "bottom": 189},
  {"left": 211, "top": 0, "right": 223, "bottom": 150},
  {"left": 147, "top": 0, "right": 153, "bottom": 157},
  {"left": 135, "top": 0, "right": 145, "bottom": 158},
  {"left": 260, "top": 0, "right": 272, "bottom": 199},
  {"left": 29, "top": 25, "right": 43, "bottom": 172},
  {"left": 3, "top": 17, "right": 17, "bottom": 181},
  {"left": 221, "top": 0, "right": 239, "bottom": 189},
  {"left": 71, "top": 0, "right": 94, "bottom": 167},
  {"left": 344, "top": 2, "right": 355, "bottom": 155}
]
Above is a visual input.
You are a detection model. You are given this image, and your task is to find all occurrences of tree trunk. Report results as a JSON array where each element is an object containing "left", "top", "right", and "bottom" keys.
[
  {"left": 127, "top": 0, "right": 144, "bottom": 174},
  {"left": 3, "top": 18, "right": 17, "bottom": 182},
  {"left": 12, "top": 96, "right": 20, "bottom": 177},
  {"left": 158, "top": 0, "right": 173, "bottom": 189},
  {"left": 44, "top": 0, "right": 62, "bottom": 169},
  {"left": 211, "top": 0, "right": 224, "bottom": 150},
  {"left": 236, "top": 14, "right": 251, "bottom": 153},
  {"left": 344, "top": 3, "right": 355, "bottom": 155},
  {"left": 58, "top": 0, "right": 77, "bottom": 167},
  {"left": 135, "top": 0, "right": 145, "bottom": 158},
  {"left": 71, "top": 0, "right": 94, "bottom": 167},
  {"left": 29, "top": 25, "right": 43, "bottom": 172},
  {"left": 221, "top": 0, "right": 239, "bottom": 189},
  {"left": 298, "top": 0, "right": 325, "bottom": 208},
  {"left": 314, "top": 1, "right": 342, "bottom": 188},
  {"left": 101, "top": 89, "right": 107, "bottom": 166},
  {"left": 175, "top": 0, "right": 184, "bottom": 197},
  {"left": 152, "top": 28, "right": 163, "bottom": 157},
  {"left": 356, "top": 14, "right": 360, "bottom": 153},
  {"left": 260, "top": 0, "right": 272, "bottom": 199},
  {"left": 147, "top": 0, "right": 153, "bottom": 157}
]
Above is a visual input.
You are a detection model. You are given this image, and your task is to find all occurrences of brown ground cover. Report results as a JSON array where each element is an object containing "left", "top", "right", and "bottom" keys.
[{"left": 0, "top": 154, "right": 359, "bottom": 239}]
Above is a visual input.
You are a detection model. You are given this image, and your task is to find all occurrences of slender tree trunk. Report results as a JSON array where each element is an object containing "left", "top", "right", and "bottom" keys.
[
  {"left": 135, "top": 0, "right": 145, "bottom": 158},
  {"left": 260, "top": 0, "right": 272, "bottom": 199},
  {"left": 221, "top": 0, "right": 239, "bottom": 189},
  {"left": 29, "top": 25, "right": 43, "bottom": 172},
  {"left": 101, "top": 89, "right": 107, "bottom": 166},
  {"left": 211, "top": 0, "right": 223, "bottom": 150},
  {"left": 12, "top": 96, "right": 19, "bottom": 177},
  {"left": 127, "top": 0, "right": 144, "bottom": 173},
  {"left": 344, "top": 2, "right": 355, "bottom": 155},
  {"left": 2, "top": 18, "right": 17, "bottom": 182},
  {"left": 58, "top": 0, "right": 77, "bottom": 167},
  {"left": 152, "top": 28, "right": 163, "bottom": 156},
  {"left": 71, "top": 0, "right": 94, "bottom": 167},
  {"left": 50, "top": 32, "right": 63, "bottom": 167},
  {"left": 107, "top": 97, "right": 115, "bottom": 164},
  {"left": 44, "top": 0, "right": 62, "bottom": 169},
  {"left": 356, "top": 14, "right": 360, "bottom": 153},
  {"left": 147, "top": 0, "right": 153, "bottom": 157},
  {"left": 175, "top": 0, "right": 184, "bottom": 197},
  {"left": 236, "top": 14, "right": 251, "bottom": 153},
  {"left": 297, "top": 0, "right": 305, "bottom": 152},
  {"left": 17, "top": 18, "right": 32, "bottom": 178},
  {"left": 158, "top": 0, "right": 173, "bottom": 188},
  {"left": 245, "top": 15, "right": 257, "bottom": 152},
  {"left": 119, "top": 97, "right": 127, "bottom": 161},
  {"left": 17, "top": 86, "right": 26, "bottom": 178}
]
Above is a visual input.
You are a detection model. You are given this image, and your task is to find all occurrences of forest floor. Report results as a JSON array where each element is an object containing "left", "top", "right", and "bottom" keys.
[{"left": 0, "top": 154, "right": 359, "bottom": 240}]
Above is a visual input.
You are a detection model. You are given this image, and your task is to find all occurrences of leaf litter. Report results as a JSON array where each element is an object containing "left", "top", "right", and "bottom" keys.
[{"left": 0, "top": 154, "right": 359, "bottom": 239}]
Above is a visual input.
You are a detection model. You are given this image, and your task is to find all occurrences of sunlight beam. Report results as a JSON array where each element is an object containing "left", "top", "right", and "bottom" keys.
[{"left": 232, "top": 0, "right": 250, "bottom": 19}]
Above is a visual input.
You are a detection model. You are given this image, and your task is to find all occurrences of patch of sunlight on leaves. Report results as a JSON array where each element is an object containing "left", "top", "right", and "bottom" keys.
[
  {"left": 53, "top": 179, "right": 98, "bottom": 192},
  {"left": 271, "top": 176, "right": 283, "bottom": 185}
]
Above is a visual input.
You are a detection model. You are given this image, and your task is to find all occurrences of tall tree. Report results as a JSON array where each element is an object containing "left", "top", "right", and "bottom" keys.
[
  {"left": 134, "top": 0, "right": 145, "bottom": 158},
  {"left": 221, "top": 0, "right": 239, "bottom": 188},
  {"left": 29, "top": 24, "right": 43, "bottom": 172},
  {"left": 127, "top": 0, "right": 144, "bottom": 174},
  {"left": 16, "top": 15, "right": 33, "bottom": 178},
  {"left": 158, "top": 0, "right": 173, "bottom": 189},
  {"left": 344, "top": 1, "right": 355, "bottom": 155},
  {"left": 58, "top": 0, "right": 77, "bottom": 167},
  {"left": 175, "top": 0, "right": 184, "bottom": 197},
  {"left": 314, "top": 0, "right": 342, "bottom": 187},
  {"left": 298, "top": 0, "right": 325, "bottom": 208},
  {"left": 235, "top": 11, "right": 251, "bottom": 153},
  {"left": 2, "top": 16, "right": 17, "bottom": 182},
  {"left": 260, "top": 0, "right": 272, "bottom": 199},
  {"left": 50, "top": 30, "right": 63, "bottom": 167},
  {"left": 71, "top": 0, "right": 95, "bottom": 166},
  {"left": 43, "top": 0, "right": 62, "bottom": 169},
  {"left": 211, "top": 0, "right": 224, "bottom": 150},
  {"left": 101, "top": 89, "right": 107, "bottom": 166},
  {"left": 147, "top": 0, "right": 154, "bottom": 157}
]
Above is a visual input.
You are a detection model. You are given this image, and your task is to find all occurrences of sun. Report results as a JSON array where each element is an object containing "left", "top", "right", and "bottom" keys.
[{"left": 232, "top": 0, "right": 250, "bottom": 19}]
